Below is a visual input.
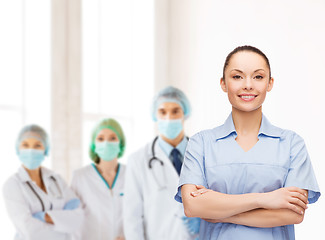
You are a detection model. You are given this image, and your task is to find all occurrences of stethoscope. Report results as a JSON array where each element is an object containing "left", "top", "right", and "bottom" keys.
[
  {"left": 148, "top": 136, "right": 188, "bottom": 190},
  {"left": 26, "top": 176, "right": 62, "bottom": 211},
  {"left": 148, "top": 136, "right": 163, "bottom": 169}
]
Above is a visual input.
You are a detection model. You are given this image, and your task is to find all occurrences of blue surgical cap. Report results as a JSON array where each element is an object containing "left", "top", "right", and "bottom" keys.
[
  {"left": 151, "top": 86, "right": 191, "bottom": 121},
  {"left": 16, "top": 124, "right": 50, "bottom": 156}
]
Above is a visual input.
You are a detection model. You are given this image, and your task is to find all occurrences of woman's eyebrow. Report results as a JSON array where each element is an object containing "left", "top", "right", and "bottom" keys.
[
  {"left": 254, "top": 69, "right": 265, "bottom": 73},
  {"left": 231, "top": 69, "right": 265, "bottom": 73},
  {"left": 230, "top": 69, "right": 243, "bottom": 73}
]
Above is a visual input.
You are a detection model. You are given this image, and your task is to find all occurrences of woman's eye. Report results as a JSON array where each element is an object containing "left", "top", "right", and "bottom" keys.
[
  {"left": 110, "top": 136, "right": 117, "bottom": 141},
  {"left": 233, "top": 75, "right": 242, "bottom": 79},
  {"left": 97, "top": 137, "right": 104, "bottom": 141},
  {"left": 255, "top": 75, "right": 263, "bottom": 80},
  {"left": 34, "top": 144, "right": 41, "bottom": 148}
]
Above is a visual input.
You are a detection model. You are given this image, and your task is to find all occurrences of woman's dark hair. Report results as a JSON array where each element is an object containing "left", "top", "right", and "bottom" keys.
[{"left": 222, "top": 45, "right": 271, "bottom": 80}]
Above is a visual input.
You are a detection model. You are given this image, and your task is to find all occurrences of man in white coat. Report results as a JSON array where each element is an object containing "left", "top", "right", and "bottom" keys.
[{"left": 123, "top": 86, "right": 200, "bottom": 240}]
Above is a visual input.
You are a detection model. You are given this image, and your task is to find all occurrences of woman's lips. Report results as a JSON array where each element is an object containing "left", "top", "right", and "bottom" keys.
[{"left": 238, "top": 94, "right": 257, "bottom": 102}]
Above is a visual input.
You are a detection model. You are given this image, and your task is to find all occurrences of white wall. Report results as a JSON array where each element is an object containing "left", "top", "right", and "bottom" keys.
[{"left": 166, "top": 0, "right": 325, "bottom": 239}]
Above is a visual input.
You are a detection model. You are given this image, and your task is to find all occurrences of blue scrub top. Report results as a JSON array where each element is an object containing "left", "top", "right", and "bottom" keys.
[{"left": 175, "top": 113, "right": 320, "bottom": 240}]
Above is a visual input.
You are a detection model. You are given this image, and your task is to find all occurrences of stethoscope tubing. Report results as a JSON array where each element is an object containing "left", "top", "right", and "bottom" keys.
[
  {"left": 26, "top": 181, "right": 45, "bottom": 211},
  {"left": 26, "top": 176, "right": 61, "bottom": 212},
  {"left": 148, "top": 136, "right": 164, "bottom": 169},
  {"left": 148, "top": 136, "right": 188, "bottom": 189}
]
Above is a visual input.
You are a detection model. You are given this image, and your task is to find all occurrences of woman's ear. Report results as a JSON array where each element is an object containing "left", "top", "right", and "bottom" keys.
[
  {"left": 267, "top": 77, "right": 274, "bottom": 92},
  {"left": 220, "top": 78, "right": 227, "bottom": 92}
]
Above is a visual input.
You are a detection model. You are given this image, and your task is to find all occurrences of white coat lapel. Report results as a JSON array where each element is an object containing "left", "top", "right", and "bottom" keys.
[{"left": 154, "top": 142, "right": 180, "bottom": 187}]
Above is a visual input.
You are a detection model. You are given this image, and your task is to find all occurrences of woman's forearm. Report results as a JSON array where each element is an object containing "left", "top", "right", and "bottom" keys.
[
  {"left": 182, "top": 184, "right": 262, "bottom": 219},
  {"left": 219, "top": 208, "right": 305, "bottom": 228},
  {"left": 182, "top": 185, "right": 308, "bottom": 220}
]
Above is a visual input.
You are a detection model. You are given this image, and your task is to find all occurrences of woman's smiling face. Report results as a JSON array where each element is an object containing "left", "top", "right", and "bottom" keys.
[{"left": 220, "top": 50, "right": 274, "bottom": 113}]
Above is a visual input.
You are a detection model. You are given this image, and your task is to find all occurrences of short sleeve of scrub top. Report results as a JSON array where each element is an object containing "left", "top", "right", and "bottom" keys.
[
  {"left": 284, "top": 132, "right": 320, "bottom": 204},
  {"left": 174, "top": 132, "right": 207, "bottom": 203}
]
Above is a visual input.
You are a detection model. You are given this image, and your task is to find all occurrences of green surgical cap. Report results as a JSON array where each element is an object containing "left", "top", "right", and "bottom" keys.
[
  {"left": 89, "top": 118, "right": 126, "bottom": 163},
  {"left": 151, "top": 86, "right": 191, "bottom": 121},
  {"left": 16, "top": 124, "right": 50, "bottom": 156}
]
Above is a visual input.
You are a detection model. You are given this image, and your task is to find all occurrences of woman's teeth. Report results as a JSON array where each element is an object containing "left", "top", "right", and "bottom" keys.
[{"left": 240, "top": 95, "right": 255, "bottom": 99}]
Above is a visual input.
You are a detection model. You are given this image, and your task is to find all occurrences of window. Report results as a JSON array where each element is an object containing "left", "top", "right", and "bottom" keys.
[
  {"left": 82, "top": 0, "right": 155, "bottom": 165},
  {"left": 0, "top": 1, "right": 51, "bottom": 237}
]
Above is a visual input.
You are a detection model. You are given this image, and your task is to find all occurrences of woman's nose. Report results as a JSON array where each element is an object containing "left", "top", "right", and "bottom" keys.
[{"left": 243, "top": 78, "right": 253, "bottom": 90}]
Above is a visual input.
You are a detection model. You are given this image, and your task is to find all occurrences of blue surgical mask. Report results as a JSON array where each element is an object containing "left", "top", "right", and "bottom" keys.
[
  {"left": 19, "top": 149, "right": 45, "bottom": 170},
  {"left": 95, "top": 141, "right": 120, "bottom": 162},
  {"left": 158, "top": 119, "right": 183, "bottom": 140}
]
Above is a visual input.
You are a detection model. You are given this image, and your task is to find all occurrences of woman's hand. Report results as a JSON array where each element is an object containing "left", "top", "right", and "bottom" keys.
[
  {"left": 258, "top": 187, "right": 308, "bottom": 215},
  {"left": 190, "top": 185, "right": 212, "bottom": 197},
  {"left": 45, "top": 213, "right": 54, "bottom": 224}
]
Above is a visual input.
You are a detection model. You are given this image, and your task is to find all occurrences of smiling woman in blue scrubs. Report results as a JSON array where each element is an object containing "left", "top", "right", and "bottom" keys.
[
  {"left": 175, "top": 45, "right": 321, "bottom": 239},
  {"left": 71, "top": 118, "right": 126, "bottom": 240}
]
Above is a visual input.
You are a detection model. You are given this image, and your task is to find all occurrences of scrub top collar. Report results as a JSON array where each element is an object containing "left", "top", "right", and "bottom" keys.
[
  {"left": 258, "top": 115, "right": 284, "bottom": 139},
  {"left": 215, "top": 113, "right": 284, "bottom": 141},
  {"left": 158, "top": 135, "right": 188, "bottom": 158},
  {"left": 91, "top": 163, "right": 121, "bottom": 190},
  {"left": 18, "top": 166, "right": 54, "bottom": 183}
]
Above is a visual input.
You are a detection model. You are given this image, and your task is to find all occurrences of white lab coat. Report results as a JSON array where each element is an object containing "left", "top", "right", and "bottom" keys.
[
  {"left": 2, "top": 166, "right": 84, "bottom": 240},
  {"left": 123, "top": 139, "right": 192, "bottom": 240},
  {"left": 71, "top": 163, "right": 125, "bottom": 240}
]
